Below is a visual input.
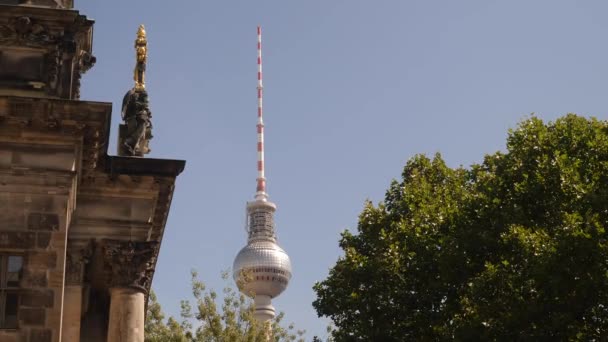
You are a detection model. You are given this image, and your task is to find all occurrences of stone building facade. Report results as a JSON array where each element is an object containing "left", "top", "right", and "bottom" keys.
[{"left": 0, "top": 1, "right": 185, "bottom": 341}]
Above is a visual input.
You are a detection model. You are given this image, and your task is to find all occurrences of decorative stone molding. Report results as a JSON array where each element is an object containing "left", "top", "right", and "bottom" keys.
[
  {"left": 65, "top": 241, "right": 93, "bottom": 286},
  {"left": 0, "top": 11, "right": 95, "bottom": 98},
  {"left": 44, "top": 47, "right": 63, "bottom": 91},
  {"left": 5, "top": 0, "right": 72, "bottom": 9},
  {"left": 150, "top": 177, "right": 177, "bottom": 241},
  {"left": 0, "top": 16, "right": 60, "bottom": 47},
  {"left": 0, "top": 96, "right": 112, "bottom": 178},
  {"left": 72, "top": 49, "right": 96, "bottom": 99},
  {"left": 102, "top": 240, "right": 159, "bottom": 293}
]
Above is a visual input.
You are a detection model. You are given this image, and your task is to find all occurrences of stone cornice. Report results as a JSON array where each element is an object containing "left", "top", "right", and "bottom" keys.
[
  {"left": 0, "top": 96, "right": 112, "bottom": 179},
  {"left": 105, "top": 156, "right": 186, "bottom": 178}
]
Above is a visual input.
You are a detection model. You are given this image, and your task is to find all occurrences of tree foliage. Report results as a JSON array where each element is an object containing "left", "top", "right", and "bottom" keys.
[
  {"left": 145, "top": 290, "right": 188, "bottom": 341},
  {"left": 145, "top": 270, "right": 305, "bottom": 342},
  {"left": 313, "top": 115, "right": 608, "bottom": 341}
]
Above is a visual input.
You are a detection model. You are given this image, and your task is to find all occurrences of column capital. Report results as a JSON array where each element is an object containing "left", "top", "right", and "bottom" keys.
[
  {"left": 102, "top": 240, "right": 159, "bottom": 293},
  {"left": 66, "top": 240, "right": 93, "bottom": 286}
]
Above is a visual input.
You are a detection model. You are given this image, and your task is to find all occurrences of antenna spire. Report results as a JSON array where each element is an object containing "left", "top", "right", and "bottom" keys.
[{"left": 255, "top": 25, "right": 267, "bottom": 201}]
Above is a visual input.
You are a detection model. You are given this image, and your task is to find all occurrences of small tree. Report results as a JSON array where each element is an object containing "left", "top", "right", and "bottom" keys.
[
  {"left": 145, "top": 290, "right": 189, "bottom": 341},
  {"left": 146, "top": 270, "right": 304, "bottom": 342},
  {"left": 314, "top": 115, "right": 608, "bottom": 340}
]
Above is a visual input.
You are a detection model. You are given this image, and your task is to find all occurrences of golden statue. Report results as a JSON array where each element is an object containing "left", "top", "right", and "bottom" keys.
[{"left": 134, "top": 24, "right": 147, "bottom": 91}]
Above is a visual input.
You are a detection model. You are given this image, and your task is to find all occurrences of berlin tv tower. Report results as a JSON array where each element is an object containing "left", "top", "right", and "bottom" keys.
[{"left": 233, "top": 26, "right": 292, "bottom": 324}]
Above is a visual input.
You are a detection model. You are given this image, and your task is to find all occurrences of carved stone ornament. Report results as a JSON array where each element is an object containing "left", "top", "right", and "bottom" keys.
[
  {"left": 8, "top": 0, "right": 72, "bottom": 8},
  {"left": 45, "top": 48, "right": 63, "bottom": 89},
  {"left": 66, "top": 241, "right": 94, "bottom": 286},
  {"left": 102, "top": 240, "right": 159, "bottom": 292},
  {"left": 73, "top": 50, "right": 97, "bottom": 99},
  {"left": 0, "top": 16, "right": 59, "bottom": 47}
]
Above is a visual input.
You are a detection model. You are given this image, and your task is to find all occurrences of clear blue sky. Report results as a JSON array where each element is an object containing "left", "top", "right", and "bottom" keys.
[{"left": 79, "top": 1, "right": 608, "bottom": 338}]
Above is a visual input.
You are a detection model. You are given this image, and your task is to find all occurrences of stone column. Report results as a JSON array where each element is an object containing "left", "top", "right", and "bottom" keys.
[
  {"left": 62, "top": 242, "right": 93, "bottom": 342},
  {"left": 108, "top": 288, "right": 145, "bottom": 341},
  {"left": 103, "top": 240, "right": 158, "bottom": 342}
]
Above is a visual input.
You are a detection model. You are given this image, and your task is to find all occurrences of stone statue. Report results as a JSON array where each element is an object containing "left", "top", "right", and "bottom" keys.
[
  {"left": 119, "top": 24, "right": 152, "bottom": 157},
  {"left": 121, "top": 88, "right": 152, "bottom": 156}
]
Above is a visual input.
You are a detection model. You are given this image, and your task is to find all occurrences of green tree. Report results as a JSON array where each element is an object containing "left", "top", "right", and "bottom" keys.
[
  {"left": 313, "top": 115, "right": 608, "bottom": 341},
  {"left": 145, "top": 270, "right": 305, "bottom": 342},
  {"left": 145, "top": 290, "right": 189, "bottom": 341}
]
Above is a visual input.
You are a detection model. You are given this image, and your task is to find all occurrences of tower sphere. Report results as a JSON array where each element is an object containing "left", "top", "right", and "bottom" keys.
[{"left": 233, "top": 239, "right": 292, "bottom": 298}]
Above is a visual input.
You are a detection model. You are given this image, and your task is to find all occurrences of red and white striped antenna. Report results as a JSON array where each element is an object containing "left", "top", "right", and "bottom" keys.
[{"left": 255, "top": 25, "right": 267, "bottom": 201}]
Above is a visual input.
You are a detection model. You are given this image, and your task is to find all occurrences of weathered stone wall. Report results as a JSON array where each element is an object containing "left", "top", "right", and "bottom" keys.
[
  {"left": 0, "top": 189, "right": 75, "bottom": 341},
  {"left": 0, "top": 96, "right": 107, "bottom": 341}
]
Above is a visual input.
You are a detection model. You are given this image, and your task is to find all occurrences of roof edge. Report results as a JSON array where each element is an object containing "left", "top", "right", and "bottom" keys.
[{"left": 104, "top": 155, "right": 186, "bottom": 177}]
